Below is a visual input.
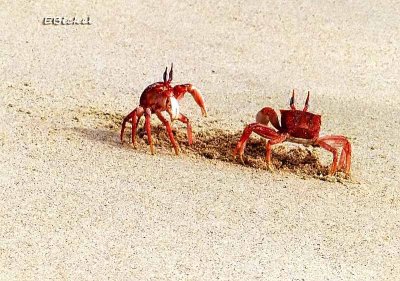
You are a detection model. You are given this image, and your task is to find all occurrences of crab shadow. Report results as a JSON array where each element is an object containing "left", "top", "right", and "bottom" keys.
[
  {"left": 72, "top": 127, "right": 121, "bottom": 148},
  {"left": 74, "top": 109, "right": 330, "bottom": 178}
]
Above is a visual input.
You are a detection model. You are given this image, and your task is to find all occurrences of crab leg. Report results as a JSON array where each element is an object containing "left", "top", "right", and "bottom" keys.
[
  {"left": 156, "top": 111, "right": 180, "bottom": 155},
  {"left": 265, "top": 134, "right": 288, "bottom": 170},
  {"left": 144, "top": 108, "right": 155, "bottom": 155},
  {"left": 131, "top": 106, "right": 144, "bottom": 146},
  {"left": 120, "top": 106, "right": 144, "bottom": 145},
  {"left": 315, "top": 135, "right": 351, "bottom": 177},
  {"left": 176, "top": 113, "right": 193, "bottom": 145},
  {"left": 338, "top": 141, "right": 352, "bottom": 174},
  {"left": 233, "top": 123, "right": 287, "bottom": 170},
  {"left": 121, "top": 109, "right": 136, "bottom": 143},
  {"left": 130, "top": 111, "right": 138, "bottom": 145}
]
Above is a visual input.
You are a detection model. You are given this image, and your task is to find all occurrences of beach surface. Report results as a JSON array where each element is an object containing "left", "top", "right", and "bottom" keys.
[{"left": 1, "top": 1, "right": 399, "bottom": 280}]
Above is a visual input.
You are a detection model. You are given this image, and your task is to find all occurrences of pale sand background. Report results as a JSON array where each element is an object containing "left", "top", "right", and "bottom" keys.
[{"left": 1, "top": 1, "right": 400, "bottom": 280}]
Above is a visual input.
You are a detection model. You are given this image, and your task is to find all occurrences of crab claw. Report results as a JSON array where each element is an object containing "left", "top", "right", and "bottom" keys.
[
  {"left": 188, "top": 85, "right": 207, "bottom": 117},
  {"left": 166, "top": 96, "right": 180, "bottom": 121},
  {"left": 173, "top": 84, "right": 207, "bottom": 117}
]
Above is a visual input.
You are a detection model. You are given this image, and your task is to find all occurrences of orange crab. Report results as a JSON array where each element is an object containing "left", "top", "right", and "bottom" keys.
[
  {"left": 120, "top": 64, "right": 207, "bottom": 154},
  {"left": 233, "top": 90, "right": 352, "bottom": 177}
]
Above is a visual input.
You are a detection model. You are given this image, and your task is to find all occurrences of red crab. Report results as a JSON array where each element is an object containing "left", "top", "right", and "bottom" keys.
[
  {"left": 120, "top": 64, "right": 207, "bottom": 155},
  {"left": 233, "top": 90, "right": 352, "bottom": 177}
]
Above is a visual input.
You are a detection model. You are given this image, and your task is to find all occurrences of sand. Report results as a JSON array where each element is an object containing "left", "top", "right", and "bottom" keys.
[{"left": 1, "top": 1, "right": 399, "bottom": 280}]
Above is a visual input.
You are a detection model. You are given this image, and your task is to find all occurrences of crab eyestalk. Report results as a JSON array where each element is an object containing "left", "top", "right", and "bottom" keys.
[
  {"left": 163, "top": 67, "right": 168, "bottom": 83},
  {"left": 303, "top": 91, "right": 310, "bottom": 112},
  {"left": 168, "top": 63, "right": 173, "bottom": 83},
  {"left": 290, "top": 89, "right": 296, "bottom": 110}
]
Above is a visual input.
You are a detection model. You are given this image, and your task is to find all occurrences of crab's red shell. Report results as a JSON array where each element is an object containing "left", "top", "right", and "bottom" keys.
[
  {"left": 280, "top": 110, "right": 321, "bottom": 139},
  {"left": 139, "top": 82, "right": 174, "bottom": 111}
]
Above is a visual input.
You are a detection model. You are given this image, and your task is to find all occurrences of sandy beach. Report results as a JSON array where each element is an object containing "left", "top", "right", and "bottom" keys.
[{"left": 1, "top": 1, "right": 399, "bottom": 280}]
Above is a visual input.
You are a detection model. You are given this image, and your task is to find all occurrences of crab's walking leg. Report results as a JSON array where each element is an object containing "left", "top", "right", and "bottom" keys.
[
  {"left": 315, "top": 140, "right": 338, "bottom": 176},
  {"left": 233, "top": 123, "right": 260, "bottom": 162},
  {"left": 131, "top": 106, "right": 144, "bottom": 146},
  {"left": 316, "top": 135, "right": 351, "bottom": 177},
  {"left": 156, "top": 111, "right": 180, "bottom": 155},
  {"left": 233, "top": 123, "right": 286, "bottom": 170},
  {"left": 338, "top": 141, "right": 352, "bottom": 175},
  {"left": 144, "top": 108, "right": 155, "bottom": 155},
  {"left": 177, "top": 113, "right": 193, "bottom": 145},
  {"left": 120, "top": 107, "right": 144, "bottom": 146},
  {"left": 130, "top": 111, "right": 138, "bottom": 145},
  {"left": 121, "top": 109, "right": 136, "bottom": 143},
  {"left": 265, "top": 134, "right": 287, "bottom": 170}
]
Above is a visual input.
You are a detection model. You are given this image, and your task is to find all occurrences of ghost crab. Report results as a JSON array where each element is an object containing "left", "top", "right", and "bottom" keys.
[
  {"left": 120, "top": 64, "right": 207, "bottom": 154},
  {"left": 233, "top": 90, "right": 352, "bottom": 178}
]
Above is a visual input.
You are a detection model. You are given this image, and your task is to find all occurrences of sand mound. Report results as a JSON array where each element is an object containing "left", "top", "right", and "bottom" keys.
[{"left": 83, "top": 108, "right": 335, "bottom": 179}]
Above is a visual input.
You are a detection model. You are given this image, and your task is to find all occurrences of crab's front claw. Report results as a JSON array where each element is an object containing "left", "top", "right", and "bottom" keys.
[
  {"left": 189, "top": 85, "right": 207, "bottom": 117},
  {"left": 174, "top": 84, "right": 207, "bottom": 117}
]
